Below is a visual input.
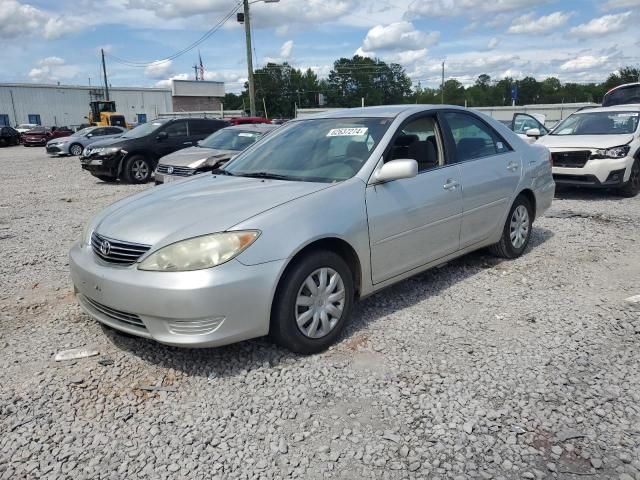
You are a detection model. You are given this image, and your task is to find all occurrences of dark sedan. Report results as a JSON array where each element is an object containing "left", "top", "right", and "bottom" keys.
[{"left": 0, "top": 126, "right": 20, "bottom": 147}]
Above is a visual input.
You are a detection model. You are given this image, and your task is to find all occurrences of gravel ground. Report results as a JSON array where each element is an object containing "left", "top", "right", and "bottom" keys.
[{"left": 1, "top": 145, "right": 639, "bottom": 480}]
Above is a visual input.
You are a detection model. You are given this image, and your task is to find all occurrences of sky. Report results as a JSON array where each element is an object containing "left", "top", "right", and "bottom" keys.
[{"left": 0, "top": 0, "right": 639, "bottom": 93}]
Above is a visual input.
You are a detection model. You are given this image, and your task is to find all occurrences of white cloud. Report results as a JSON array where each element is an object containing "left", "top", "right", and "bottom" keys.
[
  {"left": 154, "top": 73, "right": 190, "bottom": 88},
  {"left": 487, "top": 37, "right": 500, "bottom": 50},
  {"left": 145, "top": 60, "right": 173, "bottom": 79},
  {"left": 386, "top": 48, "right": 429, "bottom": 65},
  {"left": 406, "top": 0, "right": 553, "bottom": 18},
  {"left": 0, "top": 0, "right": 84, "bottom": 39},
  {"left": 354, "top": 47, "right": 375, "bottom": 58},
  {"left": 604, "top": 0, "right": 640, "bottom": 8},
  {"left": 569, "top": 11, "right": 632, "bottom": 38},
  {"left": 28, "top": 57, "right": 81, "bottom": 83},
  {"left": 280, "top": 40, "right": 294, "bottom": 59},
  {"left": 362, "top": 21, "right": 439, "bottom": 51},
  {"left": 560, "top": 55, "right": 609, "bottom": 71},
  {"left": 508, "top": 11, "right": 573, "bottom": 34}
]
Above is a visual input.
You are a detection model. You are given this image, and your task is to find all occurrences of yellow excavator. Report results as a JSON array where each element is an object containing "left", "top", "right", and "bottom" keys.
[{"left": 88, "top": 101, "right": 128, "bottom": 128}]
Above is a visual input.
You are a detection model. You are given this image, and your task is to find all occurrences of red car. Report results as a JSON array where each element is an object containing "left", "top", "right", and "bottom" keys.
[
  {"left": 227, "top": 116, "right": 271, "bottom": 125},
  {"left": 22, "top": 126, "right": 74, "bottom": 147}
]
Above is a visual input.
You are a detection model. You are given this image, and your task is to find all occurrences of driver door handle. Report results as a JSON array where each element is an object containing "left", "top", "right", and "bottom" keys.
[
  {"left": 183, "top": 141, "right": 193, "bottom": 145},
  {"left": 443, "top": 179, "right": 459, "bottom": 191},
  {"left": 507, "top": 161, "right": 519, "bottom": 171}
]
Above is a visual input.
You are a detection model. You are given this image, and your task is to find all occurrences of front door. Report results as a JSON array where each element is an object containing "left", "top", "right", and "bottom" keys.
[
  {"left": 366, "top": 114, "right": 463, "bottom": 284},
  {"left": 440, "top": 111, "right": 522, "bottom": 249}
]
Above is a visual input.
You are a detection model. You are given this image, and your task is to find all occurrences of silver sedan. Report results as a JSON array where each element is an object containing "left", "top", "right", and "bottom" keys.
[
  {"left": 70, "top": 105, "right": 554, "bottom": 354},
  {"left": 46, "top": 126, "right": 126, "bottom": 156}
]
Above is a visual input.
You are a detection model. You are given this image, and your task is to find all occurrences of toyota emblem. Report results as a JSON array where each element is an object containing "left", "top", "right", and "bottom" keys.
[
  {"left": 100, "top": 240, "right": 111, "bottom": 256},
  {"left": 167, "top": 166, "right": 174, "bottom": 174}
]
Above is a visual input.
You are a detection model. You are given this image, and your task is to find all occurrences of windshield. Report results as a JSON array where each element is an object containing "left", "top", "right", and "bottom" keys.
[
  {"left": 199, "top": 128, "right": 264, "bottom": 151},
  {"left": 551, "top": 111, "right": 639, "bottom": 135},
  {"left": 121, "top": 120, "right": 166, "bottom": 139},
  {"left": 225, "top": 117, "right": 392, "bottom": 182}
]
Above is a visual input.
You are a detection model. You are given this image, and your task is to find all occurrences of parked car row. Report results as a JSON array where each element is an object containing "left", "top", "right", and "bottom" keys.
[{"left": 71, "top": 104, "right": 556, "bottom": 354}]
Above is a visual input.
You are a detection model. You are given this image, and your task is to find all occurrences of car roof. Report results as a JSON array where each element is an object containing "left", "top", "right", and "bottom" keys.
[
  {"left": 297, "top": 104, "right": 457, "bottom": 120},
  {"left": 572, "top": 104, "right": 640, "bottom": 114}
]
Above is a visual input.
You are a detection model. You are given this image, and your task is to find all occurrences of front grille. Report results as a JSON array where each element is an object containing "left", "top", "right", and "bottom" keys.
[
  {"left": 91, "top": 232, "right": 151, "bottom": 265},
  {"left": 552, "top": 150, "right": 591, "bottom": 168},
  {"left": 156, "top": 164, "right": 196, "bottom": 177},
  {"left": 83, "top": 295, "right": 146, "bottom": 329}
]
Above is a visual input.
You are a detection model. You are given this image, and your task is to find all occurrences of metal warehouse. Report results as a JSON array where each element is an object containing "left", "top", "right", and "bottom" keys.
[{"left": 0, "top": 83, "right": 173, "bottom": 128}]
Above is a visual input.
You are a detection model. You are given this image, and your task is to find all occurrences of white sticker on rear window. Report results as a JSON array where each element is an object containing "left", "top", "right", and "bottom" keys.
[
  {"left": 326, "top": 127, "right": 368, "bottom": 137},
  {"left": 238, "top": 132, "right": 258, "bottom": 137},
  {"left": 617, "top": 113, "right": 639, "bottom": 117}
]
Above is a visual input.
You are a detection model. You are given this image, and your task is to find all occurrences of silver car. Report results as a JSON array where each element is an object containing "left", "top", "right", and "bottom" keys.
[
  {"left": 70, "top": 105, "right": 554, "bottom": 354},
  {"left": 154, "top": 124, "right": 277, "bottom": 184},
  {"left": 46, "top": 126, "right": 126, "bottom": 156}
]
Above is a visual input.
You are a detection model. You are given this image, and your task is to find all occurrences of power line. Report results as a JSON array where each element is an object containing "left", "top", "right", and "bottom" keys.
[{"left": 106, "top": 2, "right": 241, "bottom": 67}]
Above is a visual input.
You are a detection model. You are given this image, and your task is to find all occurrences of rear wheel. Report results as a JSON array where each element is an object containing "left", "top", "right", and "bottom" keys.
[
  {"left": 69, "top": 143, "right": 83, "bottom": 156},
  {"left": 618, "top": 159, "right": 639, "bottom": 198},
  {"left": 271, "top": 250, "right": 354, "bottom": 354},
  {"left": 123, "top": 155, "right": 152, "bottom": 183},
  {"left": 490, "top": 195, "right": 533, "bottom": 259}
]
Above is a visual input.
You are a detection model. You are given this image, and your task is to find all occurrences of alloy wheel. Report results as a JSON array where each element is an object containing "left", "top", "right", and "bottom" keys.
[
  {"left": 631, "top": 161, "right": 640, "bottom": 190},
  {"left": 510, "top": 205, "right": 530, "bottom": 249},
  {"left": 132, "top": 159, "right": 149, "bottom": 181},
  {"left": 295, "top": 267, "right": 345, "bottom": 339},
  {"left": 70, "top": 144, "right": 83, "bottom": 156}
]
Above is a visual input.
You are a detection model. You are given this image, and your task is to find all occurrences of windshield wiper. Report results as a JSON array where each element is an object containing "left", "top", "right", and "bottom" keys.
[
  {"left": 235, "top": 172, "right": 295, "bottom": 181},
  {"left": 212, "top": 168, "right": 234, "bottom": 176}
]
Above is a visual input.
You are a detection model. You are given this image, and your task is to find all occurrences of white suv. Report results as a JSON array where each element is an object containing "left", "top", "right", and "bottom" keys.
[{"left": 537, "top": 105, "right": 640, "bottom": 197}]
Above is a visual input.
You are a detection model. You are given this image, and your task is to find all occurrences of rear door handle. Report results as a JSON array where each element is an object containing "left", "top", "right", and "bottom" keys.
[
  {"left": 183, "top": 141, "right": 192, "bottom": 145},
  {"left": 443, "top": 179, "right": 459, "bottom": 191},
  {"left": 507, "top": 161, "right": 519, "bottom": 171}
]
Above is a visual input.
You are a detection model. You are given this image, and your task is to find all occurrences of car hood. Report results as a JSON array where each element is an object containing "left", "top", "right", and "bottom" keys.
[
  {"left": 538, "top": 134, "right": 634, "bottom": 149},
  {"left": 159, "top": 147, "right": 237, "bottom": 168},
  {"left": 88, "top": 137, "right": 127, "bottom": 149},
  {"left": 47, "top": 135, "right": 74, "bottom": 144},
  {"left": 95, "top": 175, "right": 331, "bottom": 247}
]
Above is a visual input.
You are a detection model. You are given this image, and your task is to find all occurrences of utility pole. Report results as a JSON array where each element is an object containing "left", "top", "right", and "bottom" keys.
[
  {"left": 101, "top": 48, "right": 110, "bottom": 101},
  {"left": 441, "top": 61, "right": 445, "bottom": 104},
  {"left": 193, "top": 65, "right": 199, "bottom": 81},
  {"left": 243, "top": 0, "right": 256, "bottom": 117}
]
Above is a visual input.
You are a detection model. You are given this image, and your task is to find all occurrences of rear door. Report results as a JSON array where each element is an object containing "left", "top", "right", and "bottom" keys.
[
  {"left": 440, "top": 111, "right": 521, "bottom": 249},
  {"left": 366, "top": 112, "right": 463, "bottom": 284},
  {"left": 188, "top": 119, "right": 227, "bottom": 143}
]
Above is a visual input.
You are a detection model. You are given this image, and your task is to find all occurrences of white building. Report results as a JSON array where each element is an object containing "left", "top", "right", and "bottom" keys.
[{"left": 0, "top": 83, "right": 173, "bottom": 127}]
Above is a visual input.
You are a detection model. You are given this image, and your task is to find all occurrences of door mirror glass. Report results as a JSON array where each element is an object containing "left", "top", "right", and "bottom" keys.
[
  {"left": 86, "top": 133, "right": 93, "bottom": 138},
  {"left": 375, "top": 159, "right": 418, "bottom": 183},
  {"left": 156, "top": 131, "right": 168, "bottom": 141},
  {"left": 525, "top": 128, "right": 541, "bottom": 138}
]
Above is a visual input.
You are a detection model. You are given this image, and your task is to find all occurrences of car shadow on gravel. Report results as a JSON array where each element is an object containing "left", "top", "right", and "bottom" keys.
[
  {"left": 101, "top": 226, "right": 554, "bottom": 378},
  {"left": 554, "top": 186, "right": 628, "bottom": 201}
]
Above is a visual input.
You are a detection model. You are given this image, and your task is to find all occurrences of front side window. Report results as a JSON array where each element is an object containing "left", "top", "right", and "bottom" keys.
[
  {"left": 551, "top": 111, "right": 639, "bottom": 135},
  {"left": 121, "top": 120, "right": 167, "bottom": 139},
  {"left": 200, "top": 129, "right": 264, "bottom": 151},
  {"left": 164, "top": 121, "right": 188, "bottom": 137},
  {"left": 387, "top": 116, "right": 443, "bottom": 172},
  {"left": 443, "top": 112, "right": 510, "bottom": 162},
  {"left": 225, "top": 117, "right": 392, "bottom": 182}
]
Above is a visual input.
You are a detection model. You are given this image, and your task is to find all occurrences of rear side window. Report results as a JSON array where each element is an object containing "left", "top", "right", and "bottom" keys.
[
  {"left": 442, "top": 112, "right": 511, "bottom": 162},
  {"left": 603, "top": 84, "right": 640, "bottom": 107},
  {"left": 189, "top": 120, "right": 225, "bottom": 135}
]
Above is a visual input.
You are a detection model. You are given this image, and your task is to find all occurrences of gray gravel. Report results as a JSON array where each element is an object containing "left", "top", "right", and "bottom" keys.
[{"left": 1, "top": 145, "right": 639, "bottom": 479}]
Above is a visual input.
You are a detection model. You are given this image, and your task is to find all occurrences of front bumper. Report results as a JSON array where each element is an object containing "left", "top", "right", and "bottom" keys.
[
  {"left": 46, "top": 144, "right": 67, "bottom": 155},
  {"left": 552, "top": 156, "right": 632, "bottom": 187},
  {"left": 23, "top": 138, "right": 47, "bottom": 146},
  {"left": 69, "top": 241, "right": 285, "bottom": 348},
  {"left": 80, "top": 153, "right": 123, "bottom": 176},
  {"left": 154, "top": 171, "right": 201, "bottom": 185}
]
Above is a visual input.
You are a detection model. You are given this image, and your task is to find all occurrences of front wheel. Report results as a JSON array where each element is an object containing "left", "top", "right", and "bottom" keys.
[
  {"left": 271, "top": 250, "right": 354, "bottom": 354},
  {"left": 69, "top": 143, "right": 83, "bottom": 156},
  {"left": 618, "top": 160, "right": 639, "bottom": 198},
  {"left": 490, "top": 195, "right": 533, "bottom": 259},
  {"left": 123, "top": 155, "right": 152, "bottom": 183}
]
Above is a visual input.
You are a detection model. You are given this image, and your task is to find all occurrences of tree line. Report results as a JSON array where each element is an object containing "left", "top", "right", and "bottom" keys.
[{"left": 222, "top": 55, "right": 640, "bottom": 118}]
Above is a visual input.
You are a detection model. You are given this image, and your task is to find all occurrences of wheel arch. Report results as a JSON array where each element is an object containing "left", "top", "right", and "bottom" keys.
[{"left": 517, "top": 188, "right": 537, "bottom": 221}]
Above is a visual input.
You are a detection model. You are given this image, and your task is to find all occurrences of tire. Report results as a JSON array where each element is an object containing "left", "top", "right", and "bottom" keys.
[
  {"left": 122, "top": 155, "right": 152, "bottom": 184},
  {"left": 490, "top": 194, "right": 533, "bottom": 259},
  {"left": 95, "top": 175, "right": 116, "bottom": 182},
  {"left": 618, "top": 159, "right": 640, "bottom": 198},
  {"left": 271, "top": 250, "right": 354, "bottom": 354},
  {"left": 69, "top": 143, "right": 83, "bottom": 156}
]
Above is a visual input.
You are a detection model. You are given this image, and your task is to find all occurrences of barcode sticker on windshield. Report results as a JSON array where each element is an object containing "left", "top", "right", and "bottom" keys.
[
  {"left": 618, "top": 113, "right": 639, "bottom": 117},
  {"left": 326, "top": 127, "right": 368, "bottom": 137},
  {"left": 238, "top": 132, "right": 258, "bottom": 137}
]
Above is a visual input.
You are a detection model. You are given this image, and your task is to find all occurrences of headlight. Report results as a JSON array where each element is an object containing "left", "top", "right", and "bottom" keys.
[
  {"left": 593, "top": 145, "right": 631, "bottom": 159},
  {"left": 93, "top": 147, "right": 121, "bottom": 155},
  {"left": 138, "top": 231, "right": 260, "bottom": 272},
  {"left": 80, "top": 222, "right": 94, "bottom": 248}
]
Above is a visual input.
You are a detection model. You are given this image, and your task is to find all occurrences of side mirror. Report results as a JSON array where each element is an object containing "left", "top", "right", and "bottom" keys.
[
  {"left": 156, "top": 131, "right": 168, "bottom": 141},
  {"left": 86, "top": 133, "right": 93, "bottom": 138},
  {"left": 374, "top": 159, "right": 418, "bottom": 183},
  {"left": 196, "top": 140, "right": 202, "bottom": 146},
  {"left": 525, "top": 128, "right": 541, "bottom": 138}
]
